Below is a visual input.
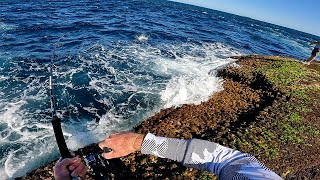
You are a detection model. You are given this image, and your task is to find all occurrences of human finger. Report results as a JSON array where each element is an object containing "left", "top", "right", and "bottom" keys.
[
  {"left": 70, "top": 163, "right": 85, "bottom": 177},
  {"left": 78, "top": 166, "right": 88, "bottom": 179},
  {"left": 98, "top": 138, "right": 112, "bottom": 150},
  {"left": 101, "top": 151, "right": 125, "bottom": 159},
  {"left": 101, "top": 151, "right": 116, "bottom": 159},
  {"left": 99, "top": 131, "right": 136, "bottom": 150},
  {"left": 68, "top": 157, "right": 81, "bottom": 171},
  {"left": 55, "top": 158, "right": 78, "bottom": 170},
  {"left": 56, "top": 157, "right": 62, "bottom": 163},
  {"left": 108, "top": 132, "right": 121, "bottom": 138}
]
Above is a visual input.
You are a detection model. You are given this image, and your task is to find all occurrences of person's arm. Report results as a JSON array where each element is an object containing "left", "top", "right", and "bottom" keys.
[
  {"left": 99, "top": 132, "right": 282, "bottom": 180},
  {"left": 141, "top": 133, "right": 282, "bottom": 180}
]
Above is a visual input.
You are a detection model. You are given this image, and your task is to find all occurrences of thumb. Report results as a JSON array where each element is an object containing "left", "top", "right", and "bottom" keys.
[
  {"left": 102, "top": 151, "right": 116, "bottom": 159},
  {"left": 98, "top": 141, "right": 105, "bottom": 150},
  {"left": 56, "top": 157, "right": 78, "bottom": 170},
  {"left": 98, "top": 139, "right": 111, "bottom": 150}
]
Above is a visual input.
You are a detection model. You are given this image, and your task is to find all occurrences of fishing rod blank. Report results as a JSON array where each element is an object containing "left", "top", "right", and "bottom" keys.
[
  {"left": 52, "top": 116, "right": 73, "bottom": 158},
  {"left": 49, "top": 52, "right": 110, "bottom": 179},
  {"left": 49, "top": 66, "right": 73, "bottom": 159}
]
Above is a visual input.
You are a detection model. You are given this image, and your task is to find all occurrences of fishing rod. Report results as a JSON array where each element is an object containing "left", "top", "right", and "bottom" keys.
[
  {"left": 49, "top": 47, "right": 112, "bottom": 179},
  {"left": 49, "top": 63, "right": 73, "bottom": 159}
]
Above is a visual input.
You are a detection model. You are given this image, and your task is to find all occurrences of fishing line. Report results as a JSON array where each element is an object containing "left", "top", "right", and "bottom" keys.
[
  {"left": 49, "top": 36, "right": 73, "bottom": 159},
  {"left": 49, "top": 36, "right": 112, "bottom": 179}
]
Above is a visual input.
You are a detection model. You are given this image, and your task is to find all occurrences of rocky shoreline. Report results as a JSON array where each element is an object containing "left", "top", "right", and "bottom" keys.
[{"left": 20, "top": 55, "right": 320, "bottom": 180}]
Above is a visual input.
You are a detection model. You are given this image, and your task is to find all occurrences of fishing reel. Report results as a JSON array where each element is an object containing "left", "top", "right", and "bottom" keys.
[
  {"left": 51, "top": 115, "right": 113, "bottom": 180},
  {"left": 81, "top": 146, "right": 112, "bottom": 180}
]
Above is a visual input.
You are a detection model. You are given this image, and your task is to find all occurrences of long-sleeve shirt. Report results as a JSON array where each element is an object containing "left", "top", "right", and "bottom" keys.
[{"left": 141, "top": 133, "right": 283, "bottom": 180}]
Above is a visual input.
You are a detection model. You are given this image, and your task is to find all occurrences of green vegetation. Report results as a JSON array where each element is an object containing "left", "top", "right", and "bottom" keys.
[
  {"left": 257, "top": 61, "right": 313, "bottom": 99},
  {"left": 199, "top": 171, "right": 217, "bottom": 180},
  {"left": 288, "top": 112, "right": 301, "bottom": 123},
  {"left": 228, "top": 57, "right": 320, "bottom": 166},
  {"left": 256, "top": 59, "right": 319, "bottom": 142},
  {"left": 280, "top": 123, "right": 303, "bottom": 144}
]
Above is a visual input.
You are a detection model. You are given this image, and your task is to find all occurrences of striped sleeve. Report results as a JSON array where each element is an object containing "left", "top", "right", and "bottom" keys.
[{"left": 141, "top": 133, "right": 283, "bottom": 180}]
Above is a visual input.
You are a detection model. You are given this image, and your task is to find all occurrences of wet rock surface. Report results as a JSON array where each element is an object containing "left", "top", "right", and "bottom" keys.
[{"left": 20, "top": 55, "right": 320, "bottom": 180}]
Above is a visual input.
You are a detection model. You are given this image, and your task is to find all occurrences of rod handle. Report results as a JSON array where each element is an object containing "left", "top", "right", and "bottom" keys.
[{"left": 52, "top": 116, "right": 73, "bottom": 159}]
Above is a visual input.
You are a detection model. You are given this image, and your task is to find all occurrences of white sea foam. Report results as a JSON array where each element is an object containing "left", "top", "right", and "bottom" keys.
[
  {"left": 136, "top": 34, "right": 149, "bottom": 41},
  {"left": 0, "top": 168, "right": 8, "bottom": 180},
  {"left": 4, "top": 139, "right": 57, "bottom": 178},
  {"left": 0, "top": 22, "right": 15, "bottom": 31},
  {"left": 0, "top": 98, "right": 57, "bottom": 178},
  {"left": 86, "top": 40, "right": 240, "bottom": 124},
  {"left": 161, "top": 75, "right": 223, "bottom": 108},
  {"left": 156, "top": 42, "right": 239, "bottom": 107},
  {"left": 0, "top": 75, "right": 9, "bottom": 82},
  {"left": 66, "top": 110, "right": 126, "bottom": 150},
  {"left": 0, "top": 101, "right": 26, "bottom": 139},
  {"left": 0, "top": 60, "right": 57, "bottom": 178}
]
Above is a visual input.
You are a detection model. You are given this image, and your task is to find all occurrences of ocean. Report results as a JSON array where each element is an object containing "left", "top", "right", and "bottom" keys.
[{"left": 0, "top": 0, "right": 319, "bottom": 178}]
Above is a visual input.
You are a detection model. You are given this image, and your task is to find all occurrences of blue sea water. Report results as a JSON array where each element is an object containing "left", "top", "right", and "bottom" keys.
[{"left": 0, "top": 0, "right": 319, "bottom": 178}]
